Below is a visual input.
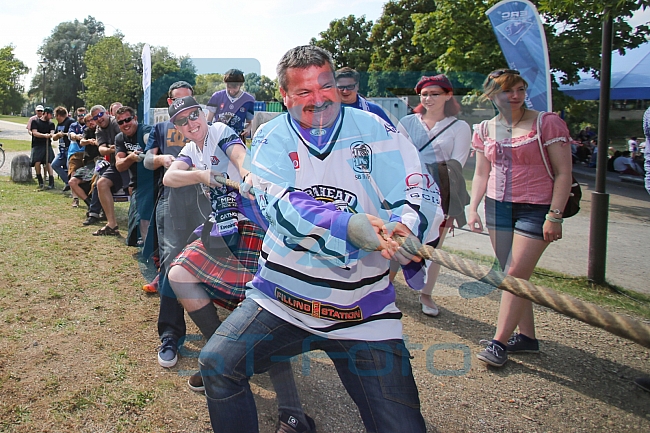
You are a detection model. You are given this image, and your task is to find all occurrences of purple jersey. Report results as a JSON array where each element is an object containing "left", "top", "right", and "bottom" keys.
[{"left": 205, "top": 90, "right": 255, "bottom": 133}]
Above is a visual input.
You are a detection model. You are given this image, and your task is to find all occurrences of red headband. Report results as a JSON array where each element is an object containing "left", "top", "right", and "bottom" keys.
[{"left": 415, "top": 74, "right": 453, "bottom": 94}]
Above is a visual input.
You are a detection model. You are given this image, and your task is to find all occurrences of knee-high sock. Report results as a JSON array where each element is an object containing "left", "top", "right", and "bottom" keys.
[{"left": 188, "top": 302, "right": 221, "bottom": 340}]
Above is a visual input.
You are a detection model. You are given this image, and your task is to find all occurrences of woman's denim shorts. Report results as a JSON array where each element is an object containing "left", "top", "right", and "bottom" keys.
[{"left": 484, "top": 197, "right": 549, "bottom": 240}]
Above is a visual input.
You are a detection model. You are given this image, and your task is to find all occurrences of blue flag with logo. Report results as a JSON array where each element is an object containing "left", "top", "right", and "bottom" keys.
[{"left": 486, "top": 0, "right": 552, "bottom": 112}]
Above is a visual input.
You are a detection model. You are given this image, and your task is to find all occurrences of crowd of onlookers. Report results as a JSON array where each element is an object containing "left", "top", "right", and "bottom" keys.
[{"left": 570, "top": 125, "right": 646, "bottom": 176}]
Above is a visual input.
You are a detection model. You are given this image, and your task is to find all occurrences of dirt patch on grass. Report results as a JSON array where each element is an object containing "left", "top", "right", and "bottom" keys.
[{"left": 1, "top": 178, "right": 650, "bottom": 432}]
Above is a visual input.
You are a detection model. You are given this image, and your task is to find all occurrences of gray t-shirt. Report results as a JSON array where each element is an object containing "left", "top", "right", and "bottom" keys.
[{"left": 96, "top": 117, "right": 121, "bottom": 165}]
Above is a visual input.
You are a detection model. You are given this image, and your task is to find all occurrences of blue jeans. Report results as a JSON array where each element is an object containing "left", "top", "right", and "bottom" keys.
[
  {"left": 200, "top": 298, "right": 427, "bottom": 433},
  {"left": 52, "top": 151, "right": 69, "bottom": 185}
]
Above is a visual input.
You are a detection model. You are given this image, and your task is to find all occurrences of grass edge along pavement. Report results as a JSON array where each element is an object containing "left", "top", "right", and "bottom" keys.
[
  {"left": 0, "top": 115, "right": 30, "bottom": 125},
  {"left": 444, "top": 246, "right": 650, "bottom": 321},
  {"left": 0, "top": 139, "right": 30, "bottom": 152}
]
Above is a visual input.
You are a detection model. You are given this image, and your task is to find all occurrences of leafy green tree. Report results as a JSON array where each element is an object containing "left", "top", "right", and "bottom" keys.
[
  {"left": 244, "top": 73, "right": 278, "bottom": 101},
  {"left": 29, "top": 16, "right": 104, "bottom": 109},
  {"left": 193, "top": 73, "right": 224, "bottom": 104},
  {"left": 538, "top": 0, "right": 650, "bottom": 85},
  {"left": 367, "top": 0, "right": 438, "bottom": 96},
  {"left": 310, "top": 15, "right": 374, "bottom": 71},
  {"left": 0, "top": 45, "right": 28, "bottom": 114},
  {"left": 135, "top": 45, "right": 197, "bottom": 108},
  {"left": 82, "top": 36, "right": 140, "bottom": 108},
  {"left": 411, "top": 0, "right": 650, "bottom": 116},
  {"left": 310, "top": 15, "right": 374, "bottom": 94}
]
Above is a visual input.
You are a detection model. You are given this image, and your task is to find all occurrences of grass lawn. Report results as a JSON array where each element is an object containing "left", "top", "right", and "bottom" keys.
[
  {"left": 0, "top": 114, "right": 29, "bottom": 125},
  {"left": 0, "top": 139, "right": 31, "bottom": 152}
]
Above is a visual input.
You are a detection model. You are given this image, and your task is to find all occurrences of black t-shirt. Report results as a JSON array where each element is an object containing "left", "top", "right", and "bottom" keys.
[
  {"left": 115, "top": 123, "right": 151, "bottom": 189},
  {"left": 31, "top": 118, "right": 55, "bottom": 147},
  {"left": 55, "top": 117, "right": 74, "bottom": 151},
  {"left": 82, "top": 127, "right": 100, "bottom": 164}
]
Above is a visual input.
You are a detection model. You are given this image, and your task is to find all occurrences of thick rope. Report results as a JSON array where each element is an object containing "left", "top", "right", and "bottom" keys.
[
  {"left": 394, "top": 234, "right": 650, "bottom": 349},
  {"left": 214, "top": 175, "right": 650, "bottom": 349}
]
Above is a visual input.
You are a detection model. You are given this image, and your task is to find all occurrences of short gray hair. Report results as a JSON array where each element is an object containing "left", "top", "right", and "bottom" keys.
[
  {"left": 277, "top": 45, "right": 334, "bottom": 91},
  {"left": 90, "top": 104, "right": 106, "bottom": 114}
]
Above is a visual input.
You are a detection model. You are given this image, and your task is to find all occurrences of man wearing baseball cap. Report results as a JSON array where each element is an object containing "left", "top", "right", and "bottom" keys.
[
  {"left": 205, "top": 69, "right": 255, "bottom": 139},
  {"left": 26, "top": 105, "right": 44, "bottom": 136}
]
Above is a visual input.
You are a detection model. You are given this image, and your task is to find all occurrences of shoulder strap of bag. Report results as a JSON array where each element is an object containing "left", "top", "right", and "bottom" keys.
[
  {"left": 417, "top": 119, "right": 459, "bottom": 152},
  {"left": 536, "top": 111, "right": 555, "bottom": 180}
]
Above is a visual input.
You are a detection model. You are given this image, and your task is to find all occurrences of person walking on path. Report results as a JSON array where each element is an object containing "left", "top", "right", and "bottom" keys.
[
  {"left": 468, "top": 69, "right": 572, "bottom": 368},
  {"left": 397, "top": 74, "right": 471, "bottom": 317}
]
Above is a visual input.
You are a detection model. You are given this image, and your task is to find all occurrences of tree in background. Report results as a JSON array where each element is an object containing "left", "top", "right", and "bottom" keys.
[
  {"left": 82, "top": 36, "right": 140, "bottom": 108},
  {"left": 244, "top": 73, "right": 278, "bottom": 101},
  {"left": 367, "top": 0, "right": 438, "bottom": 96},
  {"left": 411, "top": 0, "right": 650, "bottom": 121},
  {"left": 133, "top": 45, "right": 197, "bottom": 108},
  {"left": 537, "top": 0, "right": 650, "bottom": 85},
  {"left": 29, "top": 16, "right": 104, "bottom": 109},
  {"left": 193, "top": 73, "right": 224, "bottom": 104},
  {"left": 310, "top": 15, "right": 374, "bottom": 93},
  {"left": 0, "top": 45, "right": 28, "bottom": 114}
]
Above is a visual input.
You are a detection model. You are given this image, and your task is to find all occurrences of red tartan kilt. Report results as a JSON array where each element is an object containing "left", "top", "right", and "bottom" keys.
[{"left": 170, "top": 220, "right": 264, "bottom": 311}]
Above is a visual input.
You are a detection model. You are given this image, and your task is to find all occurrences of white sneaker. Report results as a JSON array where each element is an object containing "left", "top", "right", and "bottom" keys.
[{"left": 420, "top": 296, "right": 439, "bottom": 317}]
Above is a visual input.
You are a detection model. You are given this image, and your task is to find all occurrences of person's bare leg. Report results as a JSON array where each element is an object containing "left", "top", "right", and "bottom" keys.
[
  {"left": 492, "top": 234, "right": 548, "bottom": 344},
  {"left": 169, "top": 266, "right": 211, "bottom": 313},
  {"left": 69, "top": 177, "right": 87, "bottom": 200},
  {"left": 97, "top": 177, "right": 117, "bottom": 228},
  {"left": 140, "top": 219, "right": 150, "bottom": 243}
]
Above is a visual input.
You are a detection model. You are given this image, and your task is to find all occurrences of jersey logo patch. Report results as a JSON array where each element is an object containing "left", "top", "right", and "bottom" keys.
[
  {"left": 210, "top": 155, "right": 220, "bottom": 165},
  {"left": 301, "top": 185, "right": 358, "bottom": 213},
  {"left": 351, "top": 141, "right": 372, "bottom": 173},
  {"left": 274, "top": 287, "right": 363, "bottom": 321},
  {"left": 289, "top": 152, "right": 300, "bottom": 169},
  {"left": 384, "top": 123, "right": 397, "bottom": 133}
]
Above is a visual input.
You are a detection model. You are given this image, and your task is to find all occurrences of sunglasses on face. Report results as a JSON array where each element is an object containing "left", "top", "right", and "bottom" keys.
[
  {"left": 489, "top": 69, "right": 520, "bottom": 79},
  {"left": 173, "top": 109, "right": 201, "bottom": 127},
  {"left": 92, "top": 111, "right": 106, "bottom": 121},
  {"left": 77, "top": 113, "right": 86, "bottom": 117},
  {"left": 336, "top": 84, "right": 357, "bottom": 91},
  {"left": 117, "top": 116, "right": 134, "bottom": 125}
]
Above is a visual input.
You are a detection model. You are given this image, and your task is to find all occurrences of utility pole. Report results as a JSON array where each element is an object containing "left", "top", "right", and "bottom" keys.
[
  {"left": 588, "top": 8, "right": 612, "bottom": 284},
  {"left": 38, "top": 59, "right": 49, "bottom": 105}
]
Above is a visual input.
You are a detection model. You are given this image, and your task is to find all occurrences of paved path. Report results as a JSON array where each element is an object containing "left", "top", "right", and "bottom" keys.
[{"left": 0, "top": 119, "right": 31, "bottom": 141}]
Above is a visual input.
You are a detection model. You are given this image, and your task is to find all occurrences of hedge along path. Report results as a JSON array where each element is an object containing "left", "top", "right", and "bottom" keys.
[{"left": 212, "top": 174, "right": 650, "bottom": 349}]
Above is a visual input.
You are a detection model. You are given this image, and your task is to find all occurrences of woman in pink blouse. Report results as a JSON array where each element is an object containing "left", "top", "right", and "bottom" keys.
[{"left": 468, "top": 69, "right": 572, "bottom": 367}]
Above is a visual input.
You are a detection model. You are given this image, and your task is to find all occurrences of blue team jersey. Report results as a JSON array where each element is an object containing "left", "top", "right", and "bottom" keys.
[
  {"left": 342, "top": 95, "right": 394, "bottom": 126},
  {"left": 67, "top": 121, "right": 86, "bottom": 157},
  {"left": 247, "top": 107, "right": 443, "bottom": 340}
]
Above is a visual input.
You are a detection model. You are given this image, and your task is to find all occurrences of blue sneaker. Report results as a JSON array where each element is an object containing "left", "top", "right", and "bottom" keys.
[
  {"left": 477, "top": 340, "right": 507, "bottom": 367},
  {"left": 507, "top": 333, "right": 540, "bottom": 353},
  {"left": 157, "top": 336, "right": 178, "bottom": 368}
]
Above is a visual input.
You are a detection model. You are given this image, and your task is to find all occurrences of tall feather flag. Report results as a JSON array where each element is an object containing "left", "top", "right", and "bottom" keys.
[
  {"left": 486, "top": 0, "right": 552, "bottom": 112},
  {"left": 142, "top": 44, "right": 151, "bottom": 125}
]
